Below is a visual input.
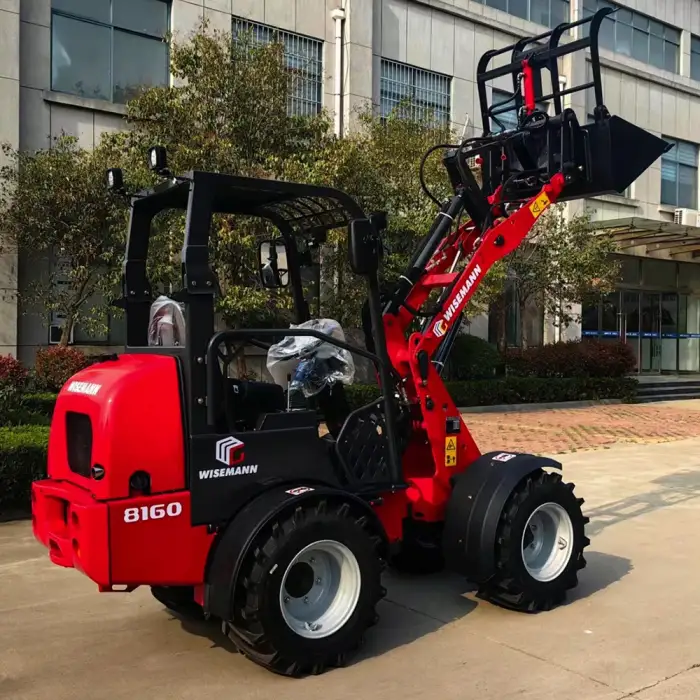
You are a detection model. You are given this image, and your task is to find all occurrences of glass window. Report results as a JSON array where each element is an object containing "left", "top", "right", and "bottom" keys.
[
  {"left": 582, "top": 0, "right": 680, "bottom": 73},
  {"left": 52, "top": 14, "right": 111, "bottom": 100},
  {"left": 380, "top": 59, "right": 451, "bottom": 126},
  {"left": 476, "top": 0, "right": 569, "bottom": 28},
  {"left": 51, "top": 0, "right": 170, "bottom": 103},
  {"left": 692, "top": 36, "right": 700, "bottom": 81},
  {"left": 113, "top": 31, "right": 169, "bottom": 103},
  {"left": 661, "top": 138, "right": 699, "bottom": 209},
  {"left": 233, "top": 19, "right": 323, "bottom": 117}
]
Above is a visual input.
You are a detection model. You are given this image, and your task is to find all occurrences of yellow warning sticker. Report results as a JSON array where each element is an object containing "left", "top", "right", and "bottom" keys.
[
  {"left": 445, "top": 436, "right": 457, "bottom": 467},
  {"left": 529, "top": 191, "right": 550, "bottom": 219}
]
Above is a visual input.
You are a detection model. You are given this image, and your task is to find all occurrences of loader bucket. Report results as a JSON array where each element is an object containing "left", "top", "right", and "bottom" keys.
[{"left": 560, "top": 115, "right": 673, "bottom": 201}]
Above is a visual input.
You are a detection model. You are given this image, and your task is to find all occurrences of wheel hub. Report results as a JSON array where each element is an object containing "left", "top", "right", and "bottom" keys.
[
  {"left": 521, "top": 502, "right": 574, "bottom": 583},
  {"left": 280, "top": 540, "right": 361, "bottom": 639}
]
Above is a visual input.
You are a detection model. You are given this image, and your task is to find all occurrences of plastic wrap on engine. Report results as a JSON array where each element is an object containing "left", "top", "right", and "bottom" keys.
[{"left": 266, "top": 318, "right": 355, "bottom": 397}]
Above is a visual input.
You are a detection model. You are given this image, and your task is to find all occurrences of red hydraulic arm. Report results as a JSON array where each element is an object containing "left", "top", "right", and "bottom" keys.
[{"left": 383, "top": 173, "right": 565, "bottom": 522}]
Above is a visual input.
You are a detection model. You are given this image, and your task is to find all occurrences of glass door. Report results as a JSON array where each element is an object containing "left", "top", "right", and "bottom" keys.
[
  {"left": 641, "top": 292, "right": 661, "bottom": 373},
  {"left": 621, "top": 291, "right": 640, "bottom": 371}
]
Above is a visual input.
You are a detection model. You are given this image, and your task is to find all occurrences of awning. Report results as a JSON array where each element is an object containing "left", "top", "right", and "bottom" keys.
[{"left": 592, "top": 217, "right": 700, "bottom": 258}]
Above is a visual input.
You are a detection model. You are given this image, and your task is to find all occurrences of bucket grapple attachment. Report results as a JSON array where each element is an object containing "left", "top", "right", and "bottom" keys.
[{"left": 472, "top": 7, "right": 671, "bottom": 204}]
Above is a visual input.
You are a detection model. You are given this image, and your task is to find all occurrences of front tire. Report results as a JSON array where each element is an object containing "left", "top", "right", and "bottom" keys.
[
  {"left": 477, "top": 469, "right": 590, "bottom": 612},
  {"left": 225, "top": 498, "right": 386, "bottom": 676}
]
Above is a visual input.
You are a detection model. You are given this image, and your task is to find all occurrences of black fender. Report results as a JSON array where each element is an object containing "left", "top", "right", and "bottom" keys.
[
  {"left": 203, "top": 482, "right": 388, "bottom": 621},
  {"left": 442, "top": 451, "right": 562, "bottom": 584}
]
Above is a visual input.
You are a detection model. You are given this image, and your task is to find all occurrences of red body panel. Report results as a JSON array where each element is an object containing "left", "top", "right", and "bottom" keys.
[
  {"left": 48, "top": 354, "right": 186, "bottom": 498},
  {"left": 33, "top": 479, "right": 214, "bottom": 587}
]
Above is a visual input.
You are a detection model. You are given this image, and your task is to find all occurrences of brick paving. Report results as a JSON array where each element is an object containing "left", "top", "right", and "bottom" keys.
[{"left": 465, "top": 402, "right": 700, "bottom": 455}]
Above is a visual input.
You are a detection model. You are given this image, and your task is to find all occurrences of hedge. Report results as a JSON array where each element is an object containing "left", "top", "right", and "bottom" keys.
[
  {"left": 0, "top": 426, "right": 49, "bottom": 514},
  {"left": 505, "top": 339, "right": 637, "bottom": 378},
  {"left": 345, "top": 376, "right": 638, "bottom": 411},
  {"left": 0, "top": 376, "right": 636, "bottom": 516}
]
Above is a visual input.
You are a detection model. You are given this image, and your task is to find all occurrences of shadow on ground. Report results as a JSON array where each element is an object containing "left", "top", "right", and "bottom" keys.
[
  {"left": 586, "top": 469, "right": 700, "bottom": 537},
  {"left": 166, "top": 550, "right": 631, "bottom": 666},
  {"left": 566, "top": 550, "right": 633, "bottom": 604}
]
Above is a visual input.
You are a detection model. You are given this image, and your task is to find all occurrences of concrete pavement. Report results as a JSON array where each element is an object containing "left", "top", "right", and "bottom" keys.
[{"left": 3, "top": 436, "right": 700, "bottom": 699}]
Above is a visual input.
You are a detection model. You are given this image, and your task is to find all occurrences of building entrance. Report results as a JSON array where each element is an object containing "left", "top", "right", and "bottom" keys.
[{"left": 583, "top": 290, "right": 700, "bottom": 374}]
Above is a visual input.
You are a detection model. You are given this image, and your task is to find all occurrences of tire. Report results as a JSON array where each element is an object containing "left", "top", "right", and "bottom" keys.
[
  {"left": 151, "top": 585, "right": 203, "bottom": 619},
  {"left": 477, "top": 469, "right": 590, "bottom": 613},
  {"left": 224, "top": 498, "right": 386, "bottom": 677}
]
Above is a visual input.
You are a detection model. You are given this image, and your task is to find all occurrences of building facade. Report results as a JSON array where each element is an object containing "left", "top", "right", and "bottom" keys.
[{"left": 2, "top": 0, "right": 700, "bottom": 374}]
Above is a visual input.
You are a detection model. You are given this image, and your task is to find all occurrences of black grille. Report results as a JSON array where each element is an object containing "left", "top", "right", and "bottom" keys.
[{"left": 66, "top": 412, "right": 93, "bottom": 478}]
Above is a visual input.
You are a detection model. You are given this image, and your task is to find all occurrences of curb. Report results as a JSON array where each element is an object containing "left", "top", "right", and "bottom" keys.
[{"left": 458, "top": 398, "right": 624, "bottom": 413}]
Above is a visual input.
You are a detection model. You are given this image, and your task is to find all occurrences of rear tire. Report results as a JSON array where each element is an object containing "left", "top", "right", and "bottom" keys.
[
  {"left": 150, "top": 586, "right": 203, "bottom": 619},
  {"left": 477, "top": 469, "right": 590, "bottom": 613},
  {"left": 225, "top": 498, "right": 386, "bottom": 677}
]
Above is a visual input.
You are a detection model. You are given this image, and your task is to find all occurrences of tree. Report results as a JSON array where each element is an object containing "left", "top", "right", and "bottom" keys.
[
  {"left": 100, "top": 20, "right": 332, "bottom": 329},
  {"left": 278, "top": 105, "right": 505, "bottom": 328},
  {"left": 0, "top": 135, "right": 127, "bottom": 345},
  {"left": 494, "top": 204, "right": 620, "bottom": 349}
]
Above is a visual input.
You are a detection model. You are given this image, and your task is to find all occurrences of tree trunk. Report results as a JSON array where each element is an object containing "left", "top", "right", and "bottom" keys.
[
  {"left": 59, "top": 315, "right": 75, "bottom": 346},
  {"left": 492, "top": 294, "right": 507, "bottom": 353},
  {"left": 519, "top": 295, "right": 528, "bottom": 349}
]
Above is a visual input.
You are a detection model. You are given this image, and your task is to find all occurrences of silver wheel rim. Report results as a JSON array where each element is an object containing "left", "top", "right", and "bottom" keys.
[
  {"left": 279, "top": 539, "right": 361, "bottom": 639},
  {"left": 521, "top": 502, "right": 574, "bottom": 583}
]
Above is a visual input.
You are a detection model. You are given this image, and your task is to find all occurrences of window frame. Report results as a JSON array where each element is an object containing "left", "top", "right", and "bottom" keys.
[
  {"left": 232, "top": 17, "right": 324, "bottom": 117},
  {"left": 660, "top": 136, "right": 699, "bottom": 210},
  {"left": 50, "top": 0, "right": 171, "bottom": 104},
  {"left": 379, "top": 58, "right": 452, "bottom": 126},
  {"left": 582, "top": 0, "right": 680, "bottom": 74}
]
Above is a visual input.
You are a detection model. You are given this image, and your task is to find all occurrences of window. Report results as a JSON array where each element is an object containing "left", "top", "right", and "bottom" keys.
[
  {"left": 661, "top": 138, "right": 699, "bottom": 210},
  {"left": 380, "top": 59, "right": 451, "bottom": 125},
  {"left": 582, "top": 0, "right": 680, "bottom": 73},
  {"left": 491, "top": 89, "right": 548, "bottom": 133},
  {"left": 473, "top": 0, "right": 569, "bottom": 28},
  {"left": 233, "top": 19, "right": 323, "bottom": 117},
  {"left": 692, "top": 36, "right": 700, "bottom": 82},
  {"left": 51, "top": 0, "right": 170, "bottom": 103}
]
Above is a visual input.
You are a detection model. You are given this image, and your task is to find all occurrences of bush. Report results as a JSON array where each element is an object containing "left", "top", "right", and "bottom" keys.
[
  {"left": 34, "top": 346, "right": 90, "bottom": 392},
  {"left": 0, "top": 354, "right": 29, "bottom": 389},
  {"left": 24, "top": 393, "right": 58, "bottom": 420},
  {"left": 505, "top": 340, "right": 636, "bottom": 378},
  {"left": 0, "top": 425, "right": 49, "bottom": 515},
  {"left": 445, "top": 334, "right": 503, "bottom": 380},
  {"left": 345, "top": 375, "right": 637, "bottom": 411}
]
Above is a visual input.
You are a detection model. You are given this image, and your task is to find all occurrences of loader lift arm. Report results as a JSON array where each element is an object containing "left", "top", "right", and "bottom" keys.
[{"left": 379, "top": 8, "right": 670, "bottom": 513}]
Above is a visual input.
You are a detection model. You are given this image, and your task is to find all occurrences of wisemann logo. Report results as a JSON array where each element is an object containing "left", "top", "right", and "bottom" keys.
[
  {"left": 198, "top": 465, "right": 258, "bottom": 479},
  {"left": 66, "top": 381, "right": 102, "bottom": 396},
  {"left": 433, "top": 264, "right": 482, "bottom": 337}
]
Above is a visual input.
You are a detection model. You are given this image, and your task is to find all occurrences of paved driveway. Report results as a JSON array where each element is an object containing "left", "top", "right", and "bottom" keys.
[{"left": 3, "top": 402, "right": 700, "bottom": 699}]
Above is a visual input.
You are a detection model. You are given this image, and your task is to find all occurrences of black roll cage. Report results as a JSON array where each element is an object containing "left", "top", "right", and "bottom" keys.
[{"left": 118, "top": 170, "right": 402, "bottom": 480}]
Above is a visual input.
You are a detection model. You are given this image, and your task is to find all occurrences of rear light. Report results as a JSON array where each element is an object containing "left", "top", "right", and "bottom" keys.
[{"left": 66, "top": 412, "right": 93, "bottom": 478}]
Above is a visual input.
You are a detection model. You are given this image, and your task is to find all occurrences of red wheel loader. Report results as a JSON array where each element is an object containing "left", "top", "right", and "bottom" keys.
[{"left": 31, "top": 9, "right": 669, "bottom": 677}]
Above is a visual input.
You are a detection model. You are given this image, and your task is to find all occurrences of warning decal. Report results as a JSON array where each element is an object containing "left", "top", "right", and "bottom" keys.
[
  {"left": 445, "top": 437, "right": 457, "bottom": 467},
  {"left": 529, "top": 191, "right": 550, "bottom": 219}
]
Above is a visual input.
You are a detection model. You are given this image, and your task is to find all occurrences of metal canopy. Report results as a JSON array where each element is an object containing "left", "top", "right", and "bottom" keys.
[
  {"left": 133, "top": 171, "right": 366, "bottom": 237},
  {"left": 593, "top": 217, "right": 700, "bottom": 258}
]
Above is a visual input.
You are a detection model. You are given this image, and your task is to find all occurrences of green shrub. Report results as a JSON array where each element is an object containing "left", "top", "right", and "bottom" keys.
[
  {"left": 505, "top": 340, "right": 636, "bottom": 378},
  {"left": 345, "top": 376, "right": 637, "bottom": 411},
  {"left": 445, "top": 334, "right": 503, "bottom": 380},
  {"left": 34, "top": 346, "right": 90, "bottom": 392},
  {"left": 24, "top": 393, "right": 58, "bottom": 420},
  {"left": 0, "top": 425, "right": 49, "bottom": 514}
]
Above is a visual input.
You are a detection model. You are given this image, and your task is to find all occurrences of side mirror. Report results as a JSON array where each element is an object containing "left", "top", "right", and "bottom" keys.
[
  {"left": 258, "top": 240, "right": 289, "bottom": 289},
  {"left": 348, "top": 218, "right": 381, "bottom": 276}
]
